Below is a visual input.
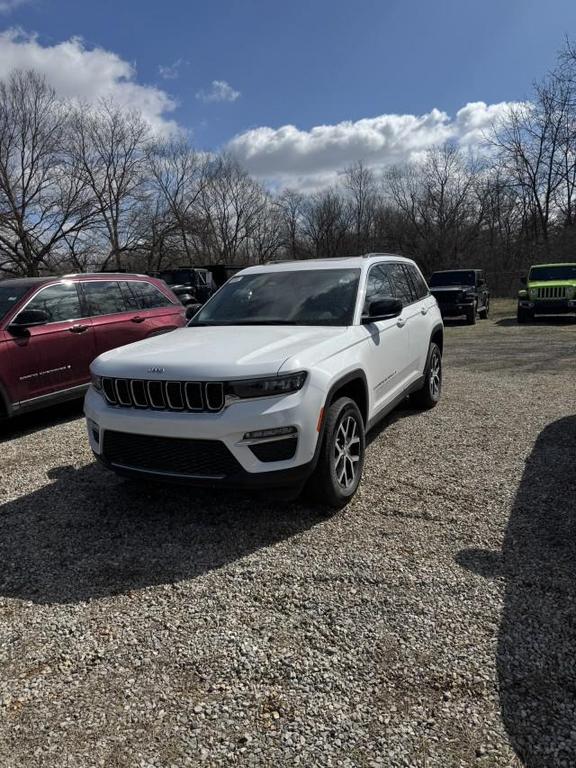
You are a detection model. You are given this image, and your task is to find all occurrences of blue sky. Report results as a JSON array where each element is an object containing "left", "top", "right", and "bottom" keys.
[{"left": 1, "top": 0, "right": 576, "bottom": 187}]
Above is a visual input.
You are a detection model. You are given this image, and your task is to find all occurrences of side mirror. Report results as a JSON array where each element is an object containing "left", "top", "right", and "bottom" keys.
[
  {"left": 9, "top": 308, "right": 49, "bottom": 334},
  {"left": 520, "top": 276, "right": 527, "bottom": 286},
  {"left": 185, "top": 304, "right": 202, "bottom": 320},
  {"left": 362, "top": 297, "right": 403, "bottom": 323}
]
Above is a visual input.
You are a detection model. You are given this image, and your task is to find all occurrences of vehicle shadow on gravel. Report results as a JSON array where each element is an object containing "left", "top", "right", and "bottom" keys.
[
  {"left": 496, "top": 316, "right": 576, "bottom": 327},
  {"left": 0, "top": 463, "right": 325, "bottom": 604},
  {"left": 0, "top": 400, "right": 84, "bottom": 444},
  {"left": 457, "top": 416, "right": 576, "bottom": 767}
]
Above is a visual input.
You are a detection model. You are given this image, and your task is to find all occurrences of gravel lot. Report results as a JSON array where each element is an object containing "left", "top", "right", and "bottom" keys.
[{"left": 0, "top": 300, "right": 575, "bottom": 768}]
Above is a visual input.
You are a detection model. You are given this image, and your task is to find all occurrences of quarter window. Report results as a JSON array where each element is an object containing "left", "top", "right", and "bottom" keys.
[
  {"left": 83, "top": 281, "right": 128, "bottom": 316},
  {"left": 26, "top": 283, "right": 82, "bottom": 323}
]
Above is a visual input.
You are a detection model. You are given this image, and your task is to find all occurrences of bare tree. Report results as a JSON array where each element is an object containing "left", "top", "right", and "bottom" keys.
[
  {"left": 198, "top": 155, "right": 269, "bottom": 264},
  {"left": 342, "top": 161, "right": 378, "bottom": 253},
  {"left": 491, "top": 78, "right": 570, "bottom": 245},
  {"left": 301, "top": 188, "right": 351, "bottom": 259},
  {"left": 70, "top": 101, "right": 150, "bottom": 270},
  {"left": 0, "top": 71, "right": 94, "bottom": 276},
  {"left": 276, "top": 189, "right": 306, "bottom": 259},
  {"left": 386, "top": 144, "right": 484, "bottom": 272},
  {"left": 147, "top": 138, "right": 207, "bottom": 263}
]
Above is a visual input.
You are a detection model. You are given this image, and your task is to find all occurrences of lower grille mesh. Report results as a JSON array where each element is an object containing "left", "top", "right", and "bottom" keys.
[{"left": 102, "top": 431, "right": 242, "bottom": 479}]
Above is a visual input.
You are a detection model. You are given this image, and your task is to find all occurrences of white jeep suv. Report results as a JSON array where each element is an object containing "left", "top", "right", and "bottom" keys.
[{"left": 85, "top": 255, "right": 443, "bottom": 507}]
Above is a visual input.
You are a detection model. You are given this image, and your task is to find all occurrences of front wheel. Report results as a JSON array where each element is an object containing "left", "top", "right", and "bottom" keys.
[
  {"left": 411, "top": 342, "right": 442, "bottom": 410},
  {"left": 479, "top": 299, "right": 489, "bottom": 319},
  {"left": 517, "top": 306, "right": 533, "bottom": 324},
  {"left": 308, "top": 397, "right": 365, "bottom": 509},
  {"left": 466, "top": 301, "right": 477, "bottom": 324}
]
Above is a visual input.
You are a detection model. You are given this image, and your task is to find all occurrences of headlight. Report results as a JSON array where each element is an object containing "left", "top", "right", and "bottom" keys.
[
  {"left": 225, "top": 372, "right": 307, "bottom": 401},
  {"left": 566, "top": 286, "right": 575, "bottom": 299},
  {"left": 518, "top": 289, "right": 528, "bottom": 298},
  {"left": 91, "top": 373, "right": 103, "bottom": 392}
]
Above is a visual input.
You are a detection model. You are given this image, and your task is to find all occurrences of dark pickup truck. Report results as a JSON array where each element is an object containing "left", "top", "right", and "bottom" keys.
[{"left": 429, "top": 269, "right": 490, "bottom": 324}]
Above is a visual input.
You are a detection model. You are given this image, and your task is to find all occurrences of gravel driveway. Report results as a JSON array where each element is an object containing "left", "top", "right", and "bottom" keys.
[{"left": 0, "top": 301, "right": 575, "bottom": 768}]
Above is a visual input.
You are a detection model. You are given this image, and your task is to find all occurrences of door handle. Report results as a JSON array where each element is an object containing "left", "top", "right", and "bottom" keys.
[
  {"left": 131, "top": 316, "right": 145, "bottom": 323},
  {"left": 421, "top": 307, "right": 428, "bottom": 315},
  {"left": 396, "top": 318, "right": 407, "bottom": 328},
  {"left": 69, "top": 324, "right": 88, "bottom": 334}
]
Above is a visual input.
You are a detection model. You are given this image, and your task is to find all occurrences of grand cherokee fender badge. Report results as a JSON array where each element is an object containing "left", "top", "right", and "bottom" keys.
[{"left": 147, "top": 367, "right": 165, "bottom": 374}]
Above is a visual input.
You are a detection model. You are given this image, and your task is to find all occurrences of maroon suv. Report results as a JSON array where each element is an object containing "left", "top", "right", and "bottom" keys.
[{"left": 0, "top": 273, "right": 186, "bottom": 419}]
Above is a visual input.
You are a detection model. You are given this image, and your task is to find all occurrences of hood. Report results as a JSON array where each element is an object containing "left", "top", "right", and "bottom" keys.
[
  {"left": 527, "top": 280, "right": 576, "bottom": 289},
  {"left": 92, "top": 325, "right": 347, "bottom": 380},
  {"left": 430, "top": 285, "right": 474, "bottom": 293}
]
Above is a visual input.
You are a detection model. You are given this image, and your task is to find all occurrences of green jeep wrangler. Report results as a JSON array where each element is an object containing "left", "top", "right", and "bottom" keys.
[{"left": 517, "top": 263, "right": 576, "bottom": 323}]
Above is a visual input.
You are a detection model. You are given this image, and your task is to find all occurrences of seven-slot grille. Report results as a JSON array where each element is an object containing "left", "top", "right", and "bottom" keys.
[
  {"left": 536, "top": 286, "right": 567, "bottom": 299},
  {"left": 102, "top": 377, "right": 225, "bottom": 412}
]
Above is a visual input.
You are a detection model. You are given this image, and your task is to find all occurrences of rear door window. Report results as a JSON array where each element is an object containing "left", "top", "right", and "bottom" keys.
[
  {"left": 404, "top": 264, "right": 429, "bottom": 300},
  {"left": 389, "top": 263, "right": 416, "bottom": 306},
  {"left": 129, "top": 281, "right": 175, "bottom": 309},
  {"left": 83, "top": 281, "right": 128, "bottom": 316}
]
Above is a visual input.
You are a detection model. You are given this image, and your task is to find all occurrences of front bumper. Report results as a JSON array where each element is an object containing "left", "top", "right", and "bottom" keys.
[
  {"left": 518, "top": 299, "right": 576, "bottom": 314},
  {"left": 436, "top": 300, "right": 474, "bottom": 317},
  {"left": 84, "top": 384, "right": 324, "bottom": 488}
]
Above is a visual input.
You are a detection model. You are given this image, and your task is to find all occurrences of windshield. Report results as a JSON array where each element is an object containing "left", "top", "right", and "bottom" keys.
[
  {"left": 159, "top": 270, "right": 186, "bottom": 286},
  {"left": 191, "top": 268, "right": 361, "bottom": 326},
  {"left": 429, "top": 271, "right": 476, "bottom": 287},
  {"left": 0, "top": 283, "right": 30, "bottom": 321},
  {"left": 529, "top": 265, "right": 576, "bottom": 282}
]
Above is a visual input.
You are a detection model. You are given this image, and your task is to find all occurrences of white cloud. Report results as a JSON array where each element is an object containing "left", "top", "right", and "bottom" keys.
[
  {"left": 0, "top": 0, "right": 31, "bottom": 13},
  {"left": 227, "top": 101, "right": 516, "bottom": 190},
  {"left": 0, "top": 28, "right": 179, "bottom": 134},
  {"left": 158, "top": 58, "right": 187, "bottom": 80},
  {"left": 196, "top": 79, "right": 240, "bottom": 103}
]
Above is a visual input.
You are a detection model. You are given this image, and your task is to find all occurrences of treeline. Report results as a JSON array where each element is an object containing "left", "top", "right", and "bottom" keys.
[{"left": 2, "top": 43, "right": 576, "bottom": 294}]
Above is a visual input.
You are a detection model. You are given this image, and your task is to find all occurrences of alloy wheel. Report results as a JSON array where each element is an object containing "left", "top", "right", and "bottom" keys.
[
  {"left": 429, "top": 350, "right": 442, "bottom": 399},
  {"left": 334, "top": 414, "right": 361, "bottom": 489}
]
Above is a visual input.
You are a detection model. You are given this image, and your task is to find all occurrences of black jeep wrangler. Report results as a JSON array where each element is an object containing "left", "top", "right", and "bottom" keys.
[{"left": 429, "top": 269, "right": 490, "bottom": 324}]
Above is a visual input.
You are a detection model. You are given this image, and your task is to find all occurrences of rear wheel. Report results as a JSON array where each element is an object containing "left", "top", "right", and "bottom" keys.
[
  {"left": 412, "top": 342, "right": 442, "bottom": 410},
  {"left": 308, "top": 397, "right": 365, "bottom": 509}
]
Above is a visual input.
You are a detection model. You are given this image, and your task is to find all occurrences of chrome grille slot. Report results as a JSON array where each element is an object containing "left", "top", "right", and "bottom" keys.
[
  {"left": 185, "top": 382, "right": 203, "bottom": 410},
  {"left": 102, "top": 378, "right": 118, "bottom": 405},
  {"left": 538, "top": 286, "right": 566, "bottom": 299},
  {"left": 205, "top": 382, "right": 224, "bottom": 411},
  {"left": 130, "top": 380, "right": 149, "bottom": 408},
  {"left": 147, "top": 380, "right": 166, "bottom": 409},
  {"left": 115, "top": 379, "right": 132, "bottom": 406},
  {"left": 101, "top": 378, "right": 227, "bottom": 413},
  {"left": 166, "top": 382, "right": 185, "bottom": 410}
]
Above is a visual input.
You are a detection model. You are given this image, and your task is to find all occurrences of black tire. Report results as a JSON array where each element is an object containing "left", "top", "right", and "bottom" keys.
[
  {"left": 411, "top": 342, "right": 442, "bottom": 410},
  {"left": 466, "top": 301, "right": 477, "bottom": 324},
  {"left": 478, "top": 300, "right": 489, "bottom": 319},
  {"left": 517, "top": 306, "right": 533, "bottom": 324},
  {"left": 308, "top": 397, "right": 365, "bottom": 509}
]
